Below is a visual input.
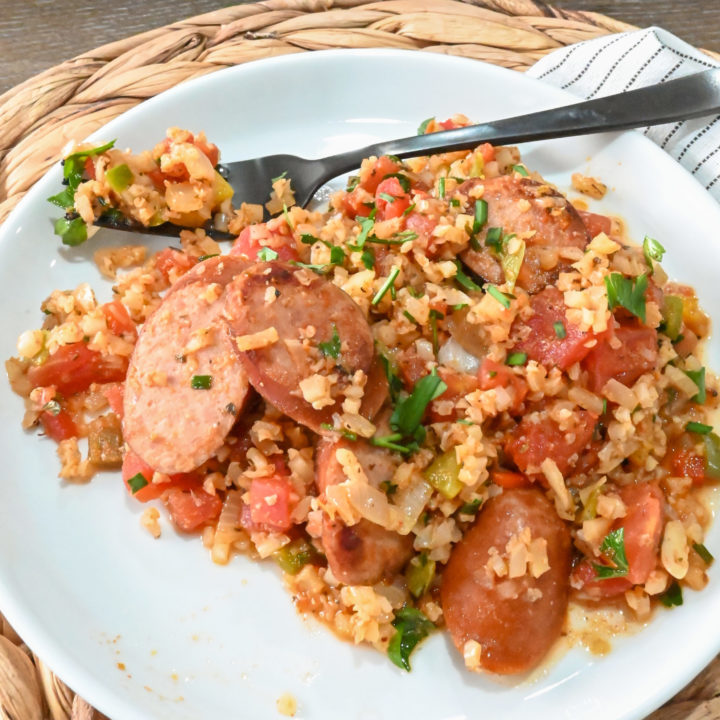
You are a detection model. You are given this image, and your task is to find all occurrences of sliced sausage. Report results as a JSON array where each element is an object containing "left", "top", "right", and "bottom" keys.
[
  {"left": 459, "top": 175, "right": 590, "bottom": 293},
  {"left": 223, "top": 262, "right": 375, "bottom": 433},
  {"left": 316, "top": 436, "right": 413, "bottom": 585},
  {"left": 441, "top": 488, "right": 571, "bottom": 675},
  {"left": 123, "top": 255, "right": 250, "bottom": 474}
]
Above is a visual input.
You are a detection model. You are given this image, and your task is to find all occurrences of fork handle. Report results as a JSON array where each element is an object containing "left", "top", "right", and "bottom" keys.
[{"left": 325, "top": 68, "right": 720, "bottom": 173}]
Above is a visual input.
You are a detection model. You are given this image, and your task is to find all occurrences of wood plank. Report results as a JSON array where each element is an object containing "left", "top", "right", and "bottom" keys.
[{"left": 0, "top": 0, "right": 717, "bottom": 94}]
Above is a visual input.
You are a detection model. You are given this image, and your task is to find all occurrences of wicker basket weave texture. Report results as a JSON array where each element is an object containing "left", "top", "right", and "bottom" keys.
[{"left": 1, "top": 1, "right": 719, "bottom": 718}]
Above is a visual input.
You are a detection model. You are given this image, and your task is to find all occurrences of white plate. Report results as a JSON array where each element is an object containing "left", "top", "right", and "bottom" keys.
[{"left": 1, "top": 49, "right": 720, "bottom": 720}]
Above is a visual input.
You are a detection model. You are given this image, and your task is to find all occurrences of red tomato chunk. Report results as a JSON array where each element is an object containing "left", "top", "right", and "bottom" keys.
[
  {"left": 27, "top": 343, "right": 128, "bottom": 396},
  {"left": 583, "top": 324, "right": 658, "bottom": 392},
  {"left": 249, "top": 475, "right": 297, "bottom": 533},
  {"left": 514, "top": 287, "right": 595, "bottom": 370},
  {"left": 39, "top": 408, "right": 78, "bottom": 442},
  {"left": 505, "top": 409, "right": 597, "bottom": 478},
  {"left": 165, "top": 488, "right": 222, "bottom": 532}
]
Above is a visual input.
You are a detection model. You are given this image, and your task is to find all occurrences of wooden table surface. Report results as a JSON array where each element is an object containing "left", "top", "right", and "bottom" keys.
[{"left": 1, "top": 0, "right": 718, "bottom": 96}]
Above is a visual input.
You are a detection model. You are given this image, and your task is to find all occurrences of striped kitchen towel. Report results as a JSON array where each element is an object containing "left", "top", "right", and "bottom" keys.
[{"left": 527, "top": 27, "right": 720, "bottom": 202}]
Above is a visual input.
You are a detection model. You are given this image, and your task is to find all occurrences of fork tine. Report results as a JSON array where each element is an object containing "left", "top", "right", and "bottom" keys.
[{"left": 93, "top": 214, "right": 235, "bottom": 241}]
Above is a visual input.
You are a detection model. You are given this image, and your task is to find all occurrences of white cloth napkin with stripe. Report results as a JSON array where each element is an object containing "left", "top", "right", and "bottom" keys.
[{"left": 527, "top": 27, "right": 720, "bottom": 203}]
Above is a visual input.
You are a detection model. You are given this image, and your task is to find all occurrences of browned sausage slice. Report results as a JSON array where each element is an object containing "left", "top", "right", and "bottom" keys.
[
  {"left": 459, "top": 175, "right": 590, "bottom": 293},
  {"left": 440, "top": 488, "right": 571, "bottom": 675},
  {"left": 123, "top": 255, "right": 250, "bottom": 474},
  {"left": 223, "top": 262, "right": 375, "bottom": 433},
  {"left": 316, "top": 436, "right": 413, "bottom": 585}
]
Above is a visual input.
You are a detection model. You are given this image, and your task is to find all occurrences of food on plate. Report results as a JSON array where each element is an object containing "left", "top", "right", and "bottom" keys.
[{"left": 7, "top": 115, "right": 719, "bottom": 677}]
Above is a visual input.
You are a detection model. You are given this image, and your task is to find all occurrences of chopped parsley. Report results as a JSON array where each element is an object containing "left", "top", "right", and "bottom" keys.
[
  {"left": 318, "top": 324, "right": 341, "bottom": 359},
  {"left": 438, "top": 177, "right": 446, "bottom": 199},
  {"left": 379, "top": 192, "right": 396, "bottom": 203},
  {"left": 643, "top": 235, "right": 666, "bottom": 273},
  {"left": 417, "top": 117, "right": 434, "bottom": 135},
  {"left": 484, "top": 226, "right": 503, "bottom": 253},
  {"left": 403, "top": 310, "right": 418, "bottom": 325},
  {"left": 257, "top": 247, "right": 278, "bottom": 262},
  {"left": 371, "top": 267, "right": 400, "bottom": 306},
  {"left": 198, "top": 253, "right": 220, "bottom": 262},
  {"left": 553, "top": 321, "right": 567, "bottom": 339},
  {"left": 512, "top": 163, "right": 529, "bottom": 176},
  {"left": 271, "top": 170, "right": 288, "bottom": 182},
  {"left": 380, "top": 480, "right": 399, "bottom": 496},
  {"left": 659, "top": 580, "right": 683, "bottom": 608},
  {"left": 346, "top": 175, "right": 360, "bottom": 192},
  {"left": 127, "top": 472, "right": 148, "bottom": 494},
  {"left": 190, "top": 374, "right": 212, "bottom": 390},
  {"left": 300, "top": 233, "right": 320, "bottom": 245},
  {"left": 354, "top": 215, "right": 375, "bottom": 249},
  {"left": 387, "top": 607, "right": 435, "bottom": 671},
  {"left": 360, "top": 248, "right": 375, "bottom": 270},
  {"left": 593, "top": 527, "right": 629, "bottom": 579},
  {"left": 604, "top": 272, "right": 648, "bottom": 323}
]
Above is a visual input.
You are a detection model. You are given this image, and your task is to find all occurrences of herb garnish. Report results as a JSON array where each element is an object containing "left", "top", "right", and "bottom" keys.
[
  {"left": 685, "top": 367, "right": 706, "bottom": 403},
  {"left": 553, "top": 321, "right": 567, "bottom": 339},
  {"left": 506, "top": 352, "right": 527, "bottom": 366},
  {"left": 318, "top": 325, "right": 341, "bottom": 359},
  {"left": 191, "top": 375, "right": 213, "bottom": 390},
  {"left": 257, "top": 247, "right": 278, "bottom": 262},
  {"left": 660, "top": 580, "right": 683, "bottom": 607},
  {"left": 417, "top": 117, "right": 434, "bottom": 135},
  {"left": 593, "top": 527, "right": 629, "bottom": 579},
  {"left": 320, "top": 423, "right": 357, "bottom": 441},
  {"left": 643, "top": 235, "right": 666, "bottom": 274},
  {"left": 389, "top": 368, "right": 447, "bottom": 447},
  {"left": 686, "top": 421, "right": 713, "bottom": 435},
  {"left": 486, "top": 285, "right": 512, "bottom": 309},
  {"left": 693, "top": 542, "right": 714, "bottom": 565},
  {"left": 127, "top": 472, "right": 148, "bottom": 494},
  {"left": 372, "top": 267, "right": 400, "bottom": 306},
  {"left": 387, "top": 607, "right": 435, "bottom": 671},
  {"left": 453, "top": 261, "right": 483, "bottom": 292},
  {"left": 604, "top": 272, "right": 648, "bottom": 323}
]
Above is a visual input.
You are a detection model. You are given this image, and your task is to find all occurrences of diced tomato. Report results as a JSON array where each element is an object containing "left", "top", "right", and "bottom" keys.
[
  {"left": 230, "top": 224, "right": 298, "bottom": 262},
  {"left": 406, "top": 211, "right": 439, "bottom": 254},
  {"left": 147, "top": 168, "right": 167, "bottom": 192},
  {"left": 101, "top": 300, "right": 136, "bottom": 338},
  {"left": 102, "top": 382, "right": 125, "bottom": 419},
  {"left": 122, "top": 449, "right": 205, "bottom": 503},
  {"left": 359, "top": 155, "right": 402, "bottom": 195},
  {"left": 578, "top": 482, "right": 664, "bottom": 598},
  {"left": 504, "top": 409, "right": 597, "bottom": 478},
  {"left": 375, "top": 177, "right": 411, "bottom": 221},
  {"left": 154, "top": 247, "right": 197, "bottom": 283},
  {"left": 491, "top": 469, "right": 531, "bottom": 489},
  {"left": 341, "top": 187, "right": 373, "bottom": 219},
  {"left": 27, "top": 343, "right": 128, "bottom": 396},
  {"left": 514, "top": 287, "right": 596, "bottom": 371},
  {"left": 572, "top": 559, "right": 632, "bottom": 599},
  {"left": 39, "top": 408, "right": 78, "bottom": 442},
  {"left": 668, "top": 442, "right": 706, "bottom": 485},
  {"left": 84, "top": 157, "right": 96, "bottom": 180},
  {"left": 192, "top": 136, "right": 219, "bottom": 168},
  {"left": 430, "top": 367, "right": 481, "bottom": 421},
  {"left": 477, "top": 142, "right": 495, "bottom": 163},
  {"left": 583, "top": 324, "right": 658, "bottom": 393},
  {"left": 165, "top": 487, "right": 222, "bottom": 532},
  {"left": 578, "top": 210, "right": 612, "bottom": 239},
  {"left": 618, "top": 483, "right": 664, "bottom": 585},
  {"left": 248, "top": 475, "right": 297, "bottom": 533},
  {"left": 478, "top": 358, "right": 528, "bottom": 412}
]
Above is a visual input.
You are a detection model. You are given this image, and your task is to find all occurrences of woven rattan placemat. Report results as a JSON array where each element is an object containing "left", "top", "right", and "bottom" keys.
[{"left": 1, "top": 1, "right": 719, "bottom": 718}]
